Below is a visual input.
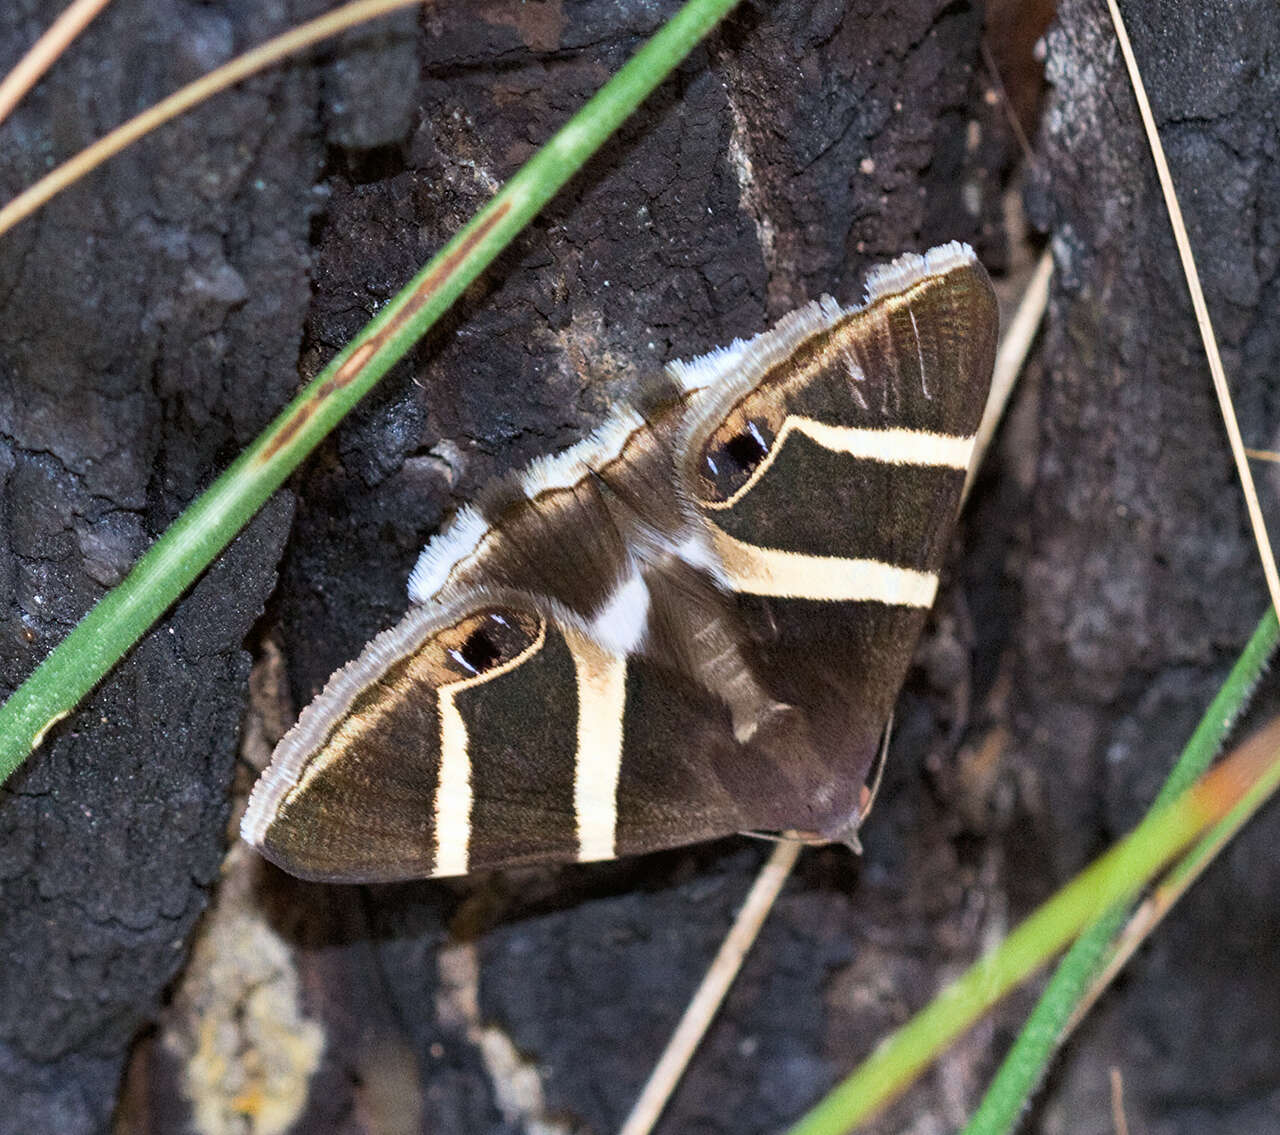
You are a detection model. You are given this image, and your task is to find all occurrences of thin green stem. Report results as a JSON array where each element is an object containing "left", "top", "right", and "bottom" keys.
[
  {"left": 960, "top": 607, "right": 1277, "bottom": 1135},
  {"left": 783, "top": 607, "right": 1279, "bottom": 1135},
  {"left": 0, "top": 0, "right": 743, "bottom": 783}
]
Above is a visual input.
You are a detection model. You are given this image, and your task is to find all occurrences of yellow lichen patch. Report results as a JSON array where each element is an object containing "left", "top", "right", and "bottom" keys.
[{"left": 161, "top": 843, "right": 325, "bottom": 1135}]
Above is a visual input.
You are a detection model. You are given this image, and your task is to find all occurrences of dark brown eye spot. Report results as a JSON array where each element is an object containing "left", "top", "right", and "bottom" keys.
[
  {"left": 701, "top": 418, "right": 776, "bottom": 500},
  {"left": 442, "top": 610, "right": 539, "bottom": 680},
  {"left": 456, "top": 623, "right": 501, "bottom": 674},
  {"left": 722, "top": 423, "right": 770, "bottom": 470}
]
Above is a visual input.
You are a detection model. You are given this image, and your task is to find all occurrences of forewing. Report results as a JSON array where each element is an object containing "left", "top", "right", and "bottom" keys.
[{"left": 674, "top": 243, "right": 998, "bottom": 825}]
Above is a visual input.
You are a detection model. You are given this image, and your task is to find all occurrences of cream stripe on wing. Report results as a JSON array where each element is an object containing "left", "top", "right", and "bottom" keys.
[
  {"left": 703, "top": 416, "right": 976, "bottom": 511},
  {"left": 794, "top": 419, "right": 974, "bottom": 466},
  {"left": 433, "top": 686, "right": 473, "bottom": 877},
  {"left": 430, "top": 621, "right": 548, "bottom": 877},
  {"left": 710, "top": 525, "right": 940, "bottom": 606},
  {"left": 563, "top": 628, "right": 627, "bottom": 863}
]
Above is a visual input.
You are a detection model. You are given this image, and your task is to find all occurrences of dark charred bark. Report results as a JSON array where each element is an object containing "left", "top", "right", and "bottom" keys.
[
  {"left": 1011, "top": 0, "right": 1280, "bottom": 1128},
  {"left": 1, "top": 1, "right": 1277, "bottom": 1133}
]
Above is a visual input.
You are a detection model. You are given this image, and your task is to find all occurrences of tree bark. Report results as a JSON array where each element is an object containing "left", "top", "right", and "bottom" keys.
[{"left": 2, "top": 1, "right": 1277, "bottom": 1133}]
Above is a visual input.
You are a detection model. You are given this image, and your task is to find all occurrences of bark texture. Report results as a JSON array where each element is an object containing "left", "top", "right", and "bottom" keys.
[
  {"left": 0, "top": 1, "right": 1277, "bottom": 1133},
  {"left": 0, "top": 0, "right": 325, "bottom": 1128},
  {"left": 1014, "top": 1, "right": 1280, "bottom": 1129}
]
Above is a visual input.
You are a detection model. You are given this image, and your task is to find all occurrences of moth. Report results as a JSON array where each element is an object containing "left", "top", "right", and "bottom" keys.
[{"left": 242, "top": 241, "right": 998, "bottom": 882}]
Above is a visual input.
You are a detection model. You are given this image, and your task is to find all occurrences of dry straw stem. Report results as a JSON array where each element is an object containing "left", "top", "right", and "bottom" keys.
[
  {"left": 1109, "top": 1068, "right": 1131, "bottom": 1135},
  {"left": 617, "top": 840, "right": 801, "bottom": 1135},
  {"left": 962, "top": 245, "right": 1052, "bottom": 503},
  {"left": 0, "top": 0, "right": 113, "bottom": 127},
  {"left": 0, "top": 0, "right": 429, "bottom": 237},
  {"left": 1103, "top": 0, "right": 1280, "bottom": 615},
  {"left": 1245, "top": 447, "right": 1280, "bottom": 464}
]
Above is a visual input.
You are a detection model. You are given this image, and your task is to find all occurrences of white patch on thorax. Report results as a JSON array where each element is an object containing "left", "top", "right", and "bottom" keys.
[{"left": 585, "top": 570, "right": 651, "bottom": 656}]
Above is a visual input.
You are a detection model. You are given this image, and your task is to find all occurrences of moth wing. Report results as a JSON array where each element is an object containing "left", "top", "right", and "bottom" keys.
[
  {"left": 242, "top": 598, "right": 539, "bottom": 882},
  {"left": 672, "top": 243, "right": 999, "bottom": 827},
  {"left": 245, "top": 243, "right": 998, "bottom": 878},
  {"left": 242, "top": 595, "right": 819, "bottom": 883}
]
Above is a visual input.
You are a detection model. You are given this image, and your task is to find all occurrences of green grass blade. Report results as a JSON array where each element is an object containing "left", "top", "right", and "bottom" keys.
[
  {"left": 960, "top": 606, "right": 1278, "bottom": 1135},
  {"left": 0, "top": 0, "right": 743, "bottom": 783},
  {"left": 784, "top": 607, "right": 1279, "bottom": 1135}
]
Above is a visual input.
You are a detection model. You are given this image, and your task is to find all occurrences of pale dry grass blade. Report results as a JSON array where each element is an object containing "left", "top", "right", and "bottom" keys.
[
  {"left": 963, "top": 245, "right": 1052, "bottom": 503},
  {"left": 1104, "top": 0, "right": 1280, "bottom": 616},
  {"left": 617, "top": 839, "right": 801, "bottom": 1135},
  {"left": 0, "top": 0, "right": 426, "bottom": 237},
  {"left": 0, "top": 0, "right": 113, "bottom": 127},
  {"left": 1109, "top": 1067, "right": 1130, "bottom": 1135}
]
